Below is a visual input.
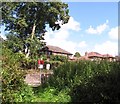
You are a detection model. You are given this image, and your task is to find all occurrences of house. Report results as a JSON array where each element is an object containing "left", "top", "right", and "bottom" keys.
[
  {"left": 102, "top": 54, "right": 116, "bottom": 61},
  {"left": 84, "top": 52, "right": 102, "bottom": 61},
  {"left": 40, "top": 45, "right": 73, "bottom": 58},
  {"left": 82, "top": 52, "right": 115, "bottom": 61},
  {"left": 71, "top": 52, "right": 115, "bottom": 61},
  {"left": 115, "top": 55, "right": 120, "bottom": 62}
]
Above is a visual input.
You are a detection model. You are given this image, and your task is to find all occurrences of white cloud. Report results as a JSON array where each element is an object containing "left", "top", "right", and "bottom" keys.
[
  {"left": 61, "top": 17, "right": 81, "bottom": 31},
  {"left": 86, "top": 25, "right": 98, "bottom": 34},
  {"left": 78, "top": 41, "right": 87, "bottom": 48},
  {"left": 93, "top": 41, "right": 118, "bottom": 56},
  {"left": 45, "top": 32, "right": 77, "bottom": 54},
  {"left": 108, "top": 26, "right": 118, "bottom": 40},
  {"left": 45, "top": 18, "right": 118, "bottom": 56},
  {"left": 44, "top": 16, "right": 84, "bottom": 54},
  {"left": 86, "top": 20, "right": 109, "bottom": 35}
]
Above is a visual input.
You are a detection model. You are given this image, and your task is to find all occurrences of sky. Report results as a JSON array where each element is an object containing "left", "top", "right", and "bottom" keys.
[
  {"left": 0, "top": 2, "right": 119, "bottom": 56},
  {"left": 44, "top": 2, "right": 118, "bottom": 56}
]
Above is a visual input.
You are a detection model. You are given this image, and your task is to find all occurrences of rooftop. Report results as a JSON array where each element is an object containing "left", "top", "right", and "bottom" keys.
[{"left": 46, "top": 45, "right": 73, "bottom": 55}]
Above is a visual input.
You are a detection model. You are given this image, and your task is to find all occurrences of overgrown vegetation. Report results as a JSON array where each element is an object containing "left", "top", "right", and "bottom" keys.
[
  {"left": 1, "top": 2, "right": 120, "bottom": 103},
  {"left": 2, "top": 45, "right": 35, "bottom": 102},
  {"left": 2, "top": 45, "right": 120, "bottom": 103},
  {"left": 43, "top": 60, "right": 120, "bottom": 103},
  {"left": 48, "top": 55, "right": 68, "bottom": 69},
  {"left": 38, "top": 54, "right": 68, "bottom": 69}
]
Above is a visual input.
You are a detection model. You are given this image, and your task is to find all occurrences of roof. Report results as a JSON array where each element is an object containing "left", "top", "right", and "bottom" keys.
[
  {"left": 102, "top": 54, "right": 114, "bottom": 58},
  {"left": 86, "top": 52, "right": 114, "bottom": 58},
  {"left": 46, "top": 45, "right": 73, "bottom": 55},
  {"left": 79, "top": 56, "right": 90, "bottom": 60},
  {"left": 87, "top": 52, "right": 102, "bottom": 58}
]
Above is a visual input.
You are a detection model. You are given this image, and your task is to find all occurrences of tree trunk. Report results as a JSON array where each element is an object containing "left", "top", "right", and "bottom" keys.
[
  {"left": 31, "top": 23, "right": 36, "bottom": 39},
  {"left": 25, "top": 49, "right": 30, "bottom": 58}
]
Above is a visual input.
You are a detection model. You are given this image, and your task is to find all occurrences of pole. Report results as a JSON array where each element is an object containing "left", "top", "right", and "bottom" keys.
[
  {"left": 40, "top": 67, "right": 41, "bottom": 84},
  {"left": 38, "top": 59, "right": 44, "bottom": 84},
  {"left": 38, "top": 60, "right": 41, "bottom": 84}
]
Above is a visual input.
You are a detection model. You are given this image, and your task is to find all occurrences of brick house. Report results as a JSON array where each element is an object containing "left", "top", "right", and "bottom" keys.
[
  {"left": 81, "top": 52, "right": 115, "bottom": 61},
  {"left": 70, "top": 52, "right": 115, "bottom": 61},
  {"left": 40, "top": 45, "right": 73, "bottom": 58}
]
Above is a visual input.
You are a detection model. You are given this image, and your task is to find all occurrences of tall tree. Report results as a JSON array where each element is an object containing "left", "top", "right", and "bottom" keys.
[
  {"left": 74, "top": 52, "right": 81, "bottom": 58},
  {"left": 1, "top": 2, "right": 70, "bottom": 57}
]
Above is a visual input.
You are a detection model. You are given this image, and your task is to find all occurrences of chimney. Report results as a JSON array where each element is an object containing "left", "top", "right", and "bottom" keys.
[{"left": 85, "top": 52, "right": 88, "bottom": 57}]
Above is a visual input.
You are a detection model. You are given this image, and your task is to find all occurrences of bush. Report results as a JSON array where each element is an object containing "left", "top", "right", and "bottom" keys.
[
  {"left": 50, "top": 55, "right": 68, "bottom": 62},
  {"left": 2, "top": 46, "right": 34, "bottom": 102},
  {"left": 70, "top": 64, "right": 120, "bottom": 103},
  {"left": 44, "top": 60, "right": 120, "bottom": 103},
  {"left": 2, "top": 43, "right": 120, "bottom": 103},
  {"left": 43, "top": 55, "right": 68, "bottom": 69},
  {"left": 32, "top": 87, "right": 71, "bottom": 102}
]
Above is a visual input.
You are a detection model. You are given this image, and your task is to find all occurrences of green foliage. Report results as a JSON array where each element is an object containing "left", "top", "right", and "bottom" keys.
[
  {"left": 47, "top": 55, "right": 68, "bottom": 69},
  {"left": 40, "top": 54, "right": 48, "bottom": 60},
  {"left": 44, "top": 60, "right": 120, "bottom": 103},
  {"left": 2, "top": 2, "right": 69, "bottom": 39},
  {"left": 2, "top": 46, "right": 34, "bottom": 102},
  {"left": 4, "top": 34, "right": 44, "bottom": 59},
  {"left": 13, "top": 85, "right": 35, "bottom": 102},
  {"left": 5, "top": 34, "right": 23, "bottom": 51},
  {"left": 33, "top": 87, "right": 71, "bottom": 102},
  {"left": 74, "top": 52, "right": 81, "bottom": 58},
  {"left": 3, "top": 39, "right": 40, "bottom": 69},
  {"left": 2, "top": 40, "right": 120, "bottom": 103},
  {"left": 70, "top": 62, "right": 120, "bottom": 103},
  {"left": 25, "top": 36, "right": 45, "bottom": 59},
  {"left": 50, "top": 55, "right": 68, "bottom": 62},
  {"left": 2, "top": 2, "right": 70, "bottom": 59}
]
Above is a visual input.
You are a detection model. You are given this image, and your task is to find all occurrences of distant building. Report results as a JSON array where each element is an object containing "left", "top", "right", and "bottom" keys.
[
  {"left": 71, "top": 52, "right": 115, "bottom": 61},
  {"left": 40, "top": 45, "right": 73, "bottom": 58},
  {"left": 115, "top": 55, "right": 120, "bottom": 62},
  {"left": 82, "top": 52, "right": 115, "bottom": 61}
]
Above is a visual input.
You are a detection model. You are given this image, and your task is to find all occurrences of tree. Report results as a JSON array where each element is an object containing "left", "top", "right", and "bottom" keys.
[
  {"left": 1, "top": 2, "right": 70, "bottom": 57},
  {"left": 74, "top": 52, "right": 81, "bottom": 58}
]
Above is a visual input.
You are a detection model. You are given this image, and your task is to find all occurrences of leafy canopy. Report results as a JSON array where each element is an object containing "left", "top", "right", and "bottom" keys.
[
  {"left": 2, "top": 2, "right": 70, "bottom": 39},
  {"left": 74, "top": 52, "right": 81, "bottom": 58},
  {"left": 1, "top": 2, "right": 70, "bottom": 58}
]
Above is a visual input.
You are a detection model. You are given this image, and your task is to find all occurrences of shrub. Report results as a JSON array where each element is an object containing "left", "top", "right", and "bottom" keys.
[
  {"left": 50, "top": 55, "right": 68, "bottom": 62},
  {"left": 44, "top": 60, "right": 120, "bottom": 103},
  {"left": 2, "top": 46, "right": 34, "bottom": 102},
  {"left": 33, "top": 87, "right": 71, "bottom": 102}
]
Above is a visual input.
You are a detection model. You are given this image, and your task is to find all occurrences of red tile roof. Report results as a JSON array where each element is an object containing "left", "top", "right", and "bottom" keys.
[
  {"left": 102, "top": 54, "right": 114, "bottom": 58},
  {"left": 87, "top": 52, "right": 103, "bottom": 58},
  {"left": 46, "top": 45, "right": 73, "bottom": 55},
  {"left": 85, "top": 52, "right": 114, "bottom": 58}
]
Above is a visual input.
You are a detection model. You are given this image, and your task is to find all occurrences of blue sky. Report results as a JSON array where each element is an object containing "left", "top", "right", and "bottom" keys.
[
  {"left": 1, "top": 2, "right": 118, "bottom": 56},
  {"left": 44, "top": 2, "right": 118, "bottom": 56}
]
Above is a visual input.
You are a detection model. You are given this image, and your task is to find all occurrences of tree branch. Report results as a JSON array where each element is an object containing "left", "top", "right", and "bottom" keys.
[{"left": 31, "top": 23, "right": 36, "bottom": 39}]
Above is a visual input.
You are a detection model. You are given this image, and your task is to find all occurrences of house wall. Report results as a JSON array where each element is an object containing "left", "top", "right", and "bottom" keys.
[
  {"left": 52, "top": 52, "right": 72, "bottom": 57},
  {"left": 102, "top": 57, "right": 115, "bottom": 62},
  {"left": 42, "top": 48, "right": 72, "bottom": 58}
]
